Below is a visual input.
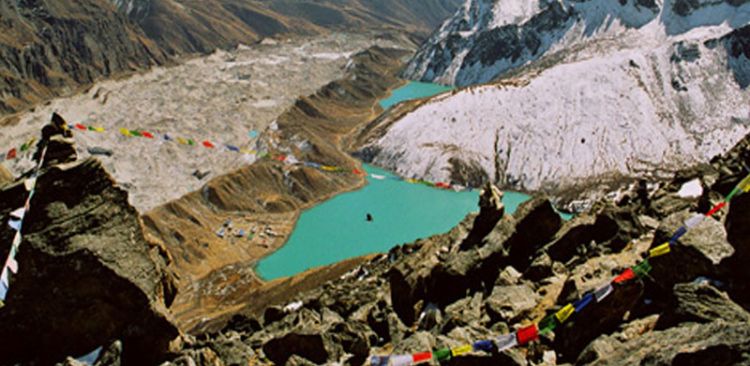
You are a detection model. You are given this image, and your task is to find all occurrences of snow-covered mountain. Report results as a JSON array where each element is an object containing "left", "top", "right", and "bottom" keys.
[
  {"left": 404, "top": 0, "right": 750, "bottom": 86},
  {"left": 359, "top": 0, "right": 750, "bottom": 208}
]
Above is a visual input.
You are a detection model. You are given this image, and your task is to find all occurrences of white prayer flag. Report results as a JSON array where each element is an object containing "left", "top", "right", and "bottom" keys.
[
  {"left": 594, "top": 284, "right": 613, "bottom": 302},
  {"left": 495, "top": 333, "right": 518, "bottom": 352},
  {"left": 685, "top": 214, "right": 704, "bottom": 229},
  {"left": 23, "top": 177, "right": 36, "bottom": 191}
]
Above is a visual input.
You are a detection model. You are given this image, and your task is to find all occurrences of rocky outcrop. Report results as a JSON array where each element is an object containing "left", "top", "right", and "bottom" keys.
[
  {"left": 0, "top": 165, "right": 11, "bottom": 185},
  {"left": 0, "top": 141, "right": 179, "bottom": 365},
  {"left": 0, "top": 0, "right": 167, "bottom": 116},
  {"left": 49, "top": 131, "right": 750, "bottom": 366}
]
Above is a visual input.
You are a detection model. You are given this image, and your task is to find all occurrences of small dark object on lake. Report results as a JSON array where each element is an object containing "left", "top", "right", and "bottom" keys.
[{"left": 366, "top": 213, "right": 373, "bottom": 222}]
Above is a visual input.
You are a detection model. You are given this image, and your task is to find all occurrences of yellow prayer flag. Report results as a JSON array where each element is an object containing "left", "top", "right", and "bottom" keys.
[
  {"left": 406, "top": 178, "right": 418, "bottom": 184},
  {"left": 555, "top": 303, "right": 575, "bottom": 323},
  {"left": 93, "top": 127, "right": 105, "bottom": 132},
  {"left": 740, "top": 175, "right": 750, "bottom": 193},
  {"left": 649, "top": 242, "right": 671, "bottom": 258},
  {"left": 322, "top": 166, "right": 337, "bottom": 172},
  {"left": 177, "top": 137, "right": 189, "bottom": 145},
  {"left": 451, "top": 344, "right": 472, "bottom": 357},
  {"left": 119, "top": 128, "right": 131, "bottom": 136}
]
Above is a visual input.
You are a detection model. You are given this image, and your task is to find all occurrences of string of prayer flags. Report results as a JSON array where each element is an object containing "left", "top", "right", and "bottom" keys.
[
  {"left": 390, "top": 355, "right": 413, "bottom": 366},
  {"left": 649, "top": 242, "right": 671, "bottom": 258}
]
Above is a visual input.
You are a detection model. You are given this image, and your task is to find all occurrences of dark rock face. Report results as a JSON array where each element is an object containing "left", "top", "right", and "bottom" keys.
[
  {"left": 0, "top": 0, "right": 166, "bottom": 115},
  {"left": 0, "top": 158, "right": 178, "bottom": 365},
  {"left": 460, "top": 182, "right": 504, "bottom": 250},
  {"left": 657, "top": 282, "right": 750, "bottom": 328}
]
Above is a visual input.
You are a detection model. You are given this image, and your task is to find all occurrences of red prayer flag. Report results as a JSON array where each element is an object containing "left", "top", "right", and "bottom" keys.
[
  {"left": 613, "top": 268, "right": 635, "bottom": 284},
  {"left": 353, "top": 168, "right": 364, "bottom": 175},
  {"left": 202, "top": 141, "right": 215, "bottom": 148},
  {"left": 436, "top": 182, "right": 451, "bottom": 189},
  {"left": 142, "top": 131, "right": 155, "bottom": 139},
  {"left": 75, "top": 123, "right": 87, "bottom": 130},
  {"left": 412, "top": 352, "right": 431, "bottom": 363},
  {"left": 516, "top": 324, "right": 539, "bottom": 345},
  {"left": 275, "top": 155, "right": 286, "bottom": 162},
  {"left": 6, "top": 148, "right": 17, "bottom": 160},
  {"left": 705, "top": 202, "right": 727, "bottom": 217}
]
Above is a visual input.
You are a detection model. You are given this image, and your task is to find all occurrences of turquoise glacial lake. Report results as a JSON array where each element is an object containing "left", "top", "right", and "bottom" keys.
[
  {"left": 255, "top": 164, "right": 532, "bottom": 280},
  {"left": 379, "top": 81, "right": 454, "bottom": 110}
]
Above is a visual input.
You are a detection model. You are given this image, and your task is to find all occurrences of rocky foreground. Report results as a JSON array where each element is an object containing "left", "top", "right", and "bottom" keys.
[{"left": 2, "top": 113, "right": 748, "bottom": 365}]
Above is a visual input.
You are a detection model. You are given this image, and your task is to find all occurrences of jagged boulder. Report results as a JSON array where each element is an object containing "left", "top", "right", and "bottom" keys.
[
  {"left": 0, "top": 158, "right": 179, "bottom": 365},
  {"left": 484, "top": 284, "right": 539, "bottom": 324},
  {"left": 579, "top": 321, "right": 750, "bottom": 365},
  {"left": 648, "top": 210, "right": 734, "bottom": 286},
  {"left": 657, "top": 282, "right": 750, "bottom": 329},
  {"left": 460, "top": 182, "right": 504, "bottom": 250}
]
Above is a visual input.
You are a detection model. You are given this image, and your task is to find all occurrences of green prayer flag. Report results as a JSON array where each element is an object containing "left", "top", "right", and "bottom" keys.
[
  {"left": 434, "top": 348, "right": 451, "bottom": 361},
  {"left": 539, "top": 314, "right": 558, "bottom": 334},
  {"left": 88, "top": 126, "right": 96, "bottom": 131},
  {"left": 188, "top": 139, "right": 196, "bottom": 146},
  {"left": 130, "top": 130, "right": 142, "bottom": 137},
  {"left": 726, "top": 186, "right": 741, "bottom": 202},
  {"left": 20, "top": 143, "right": 28, "bottom": 152},
  {"left": 632, "top": 260, "right": 652, "bottom": 278}
]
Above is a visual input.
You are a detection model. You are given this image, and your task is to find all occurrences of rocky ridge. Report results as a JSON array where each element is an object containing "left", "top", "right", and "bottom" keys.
[
  {"left": 356, "top": 0, "right": 750, "bottom": 210},
  {"left": 0, "top": 138, "right": 180, "bottom": 365},
  {"left": 68, "top": 129, "right": 750, "bottom": 366}
]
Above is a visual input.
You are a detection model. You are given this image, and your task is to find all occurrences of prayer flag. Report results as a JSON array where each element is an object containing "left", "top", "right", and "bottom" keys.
[
  {"left": 10, "top": 207, "right": 25, "bottom": 220},
  {"left": 370, "top": 356, "right": 389, "bottom": 366},
  {"left": 451, "top": 344, "right": 472, "bottom": 357},
  {"left": 177, "top": 137, "right": 189, "bottom": 145},
  {"left": 88, "top": 126, "right": 96, "bottom": 131},
  {"left": 436, "top": 182, "right": 451, "bottom": 189},
  {"left": 594, "top": 284, "right": 613, "bottom": 302},
  {"left": 24, "top": 178, "right": 36, "bottom": 191},
  {"left": 473, "top": 340, "right": 494, "bottom": 352},
  {"left": 12, "top": 232, "right": 22, "bottom": 250},
  {"left": 249, "top": 130, "right": 259, "bottom": 138},
  {"left": 739, "top": 175, "right": 750, "bottom": 192},
  {"left": 574, "top": 293, "right": 594, "bottom": 312},
  {"left": 0, "top": 269, "right": 8, "bottom": 287},
  {"left": 726, "top": 187, "right": 741, "bottom": 202},
  {"left": 188, "top": 139, "right": 196, "bottom": 146},
  {"left": 0, "top": 278, "right": 7, "bottom": 301},
  {"left": 20, "top": 143, "right": 28, "bottom": 152},
  {"left": 75, "top": 123, "right": 87, "bottom": 130},
  {"left": 412, "top": 352, "right": 431, "bottom": 363},
  {"left": 202, "top": 141, "right": 215, "bottom": 148},
  {"left": 225, "top": 144, "right": 240, "bottom": 152},
  {"left": 613, "top": 268, "right": 635, "bottom": 284},
  {"left": 433, "top": 348, "right": 451, "bottom": 361},
  {"left": 6, "top": 257, "right": 18, "bottom": 274},
  {"left": 706, "top": 202, "right": 726, "bottom": 217},
  {"left": 539, "top": 314, "right": 558, "bottom": 334},
  {"left": 353, "top": 168, "right": 364, "bottom": 175},
  {"left": 371, "top": 174, "right": 386, "bottom": 180},
  {"left": 275, "top": 155, "right": 286, "bottom": 162},
  {"left": 94, "top": 127, "right": 105, "bottom": 132},
  {"left": 8, "top": 219, "right": 21, "bottom": 232},
  {"left": 390, "top": 355, "right": 413, "bottom": 366},
  {"left": 495, "top": 333, "right": 517, "bottom": 352},
  {"left": 517, "top": 324, "right": 539, "bottom": 345},
  {"left": 555, "top": 304, "right": 575, "bottom": 323},
  {"left": 632, "top": 260, "right": 652, "bottom": 278},
  {"left": 119, "top": 128, "right": 131, "bottom": 137},
  {"left": 649, "top": 243, "right": 671, "bottom": 258},
  {"left": 6, "top": 148, "right": 17, "bottom": 160},
  {"left": 141, "top": 131, "right": 155, "bottom": 139},
  {"left": 164, "top": 134, "right": 173, "bottom": 141},
  {"left": 685, "top": 214, "right": 704, "bottom": 229},
  {"left": 130, "top": 130, "right": 142, "bottom": 137},
  {"left": 670, "top": 226, "right": 688, "bottom": 243}
]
